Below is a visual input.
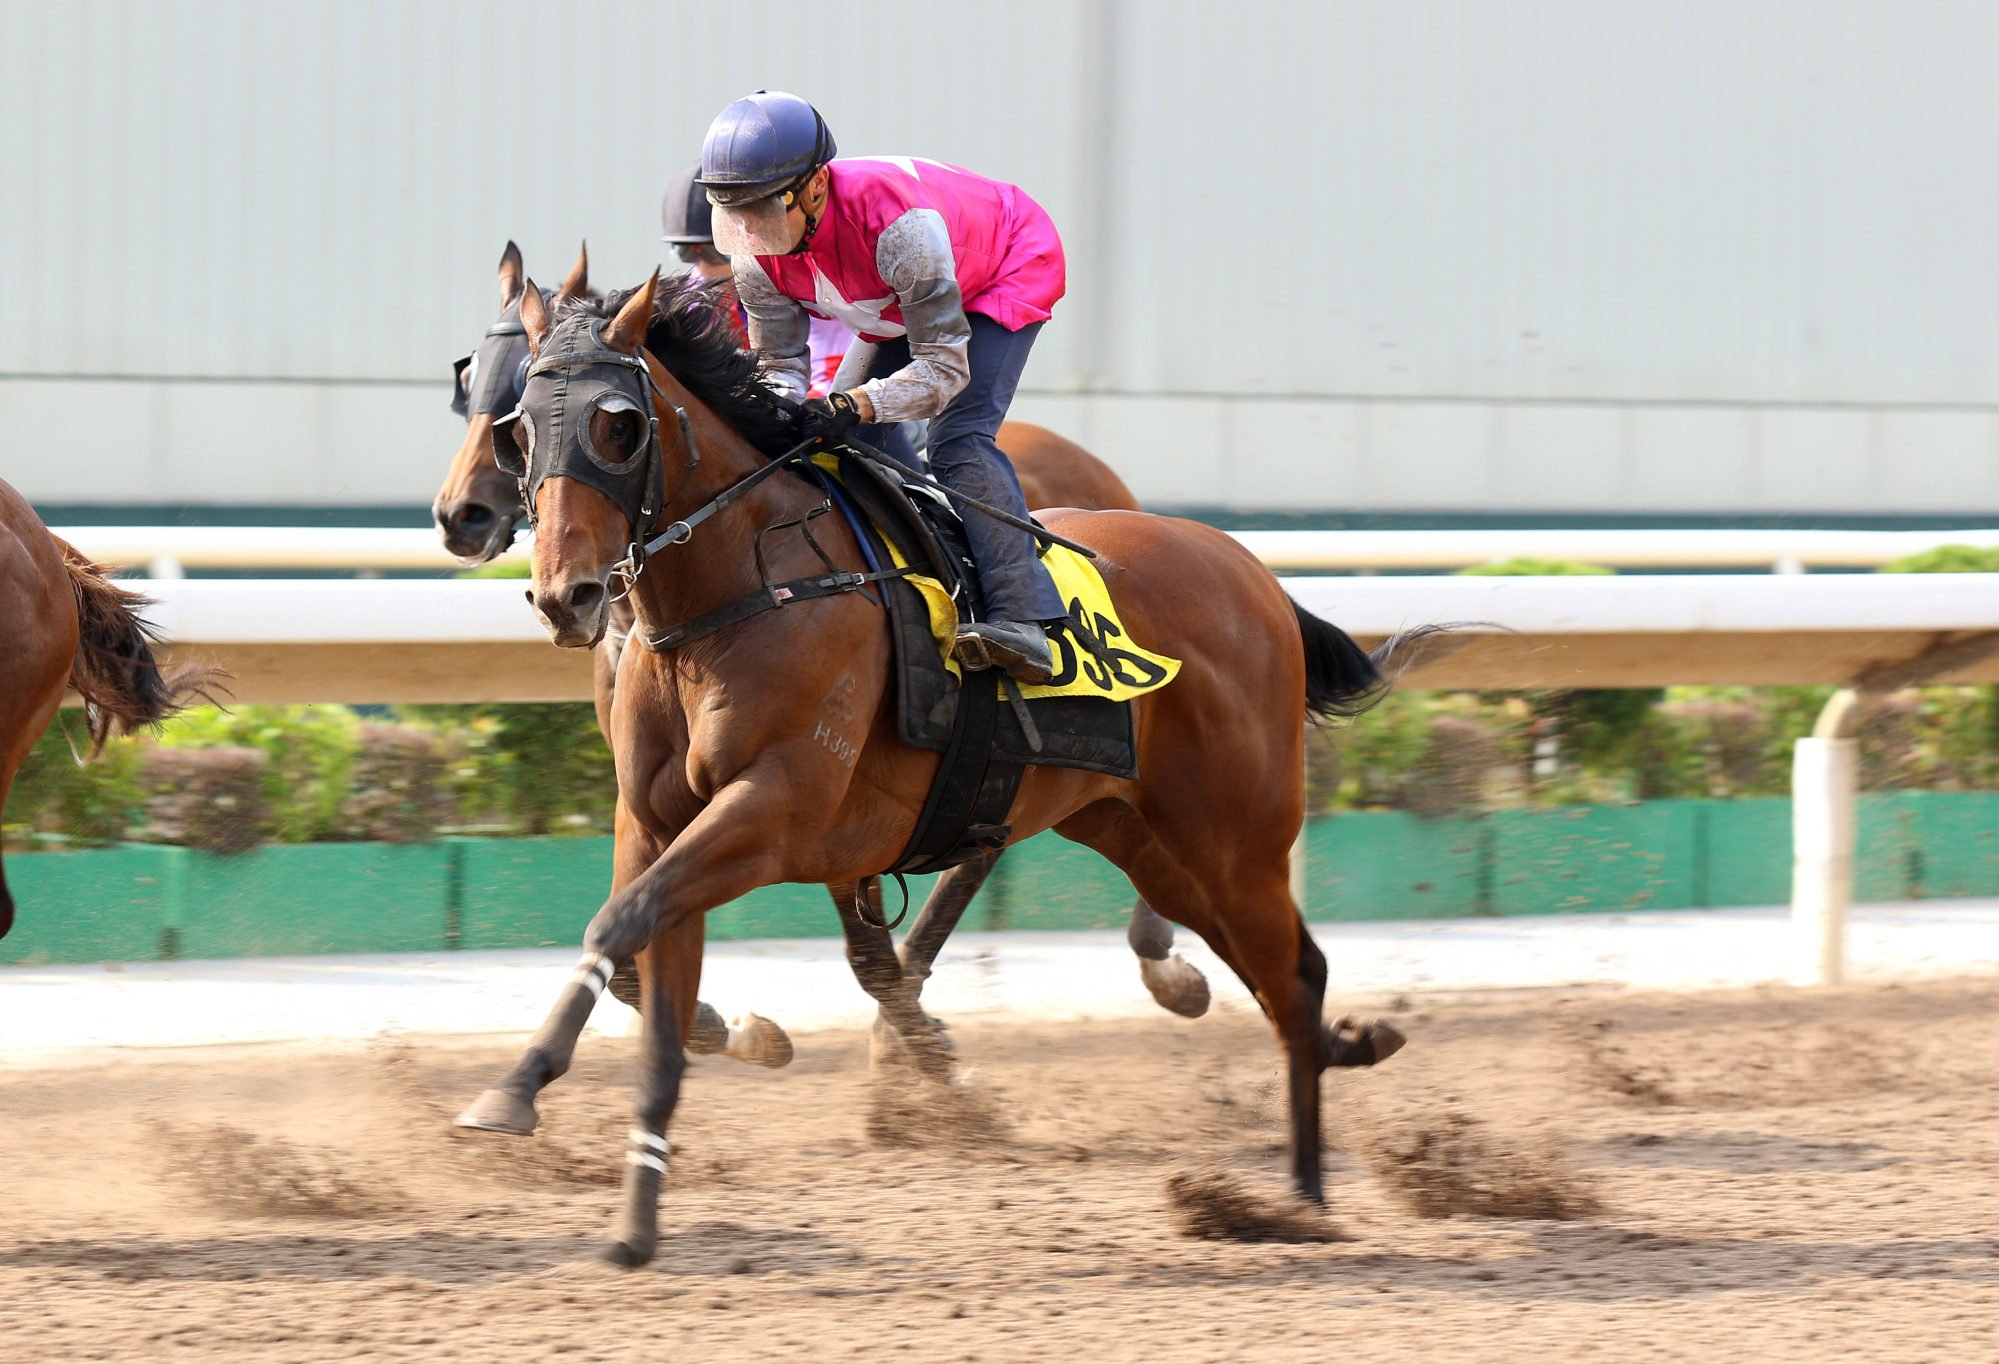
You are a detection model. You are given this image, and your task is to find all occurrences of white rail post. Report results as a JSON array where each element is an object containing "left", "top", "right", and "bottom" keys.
[
  {"left": 1290, "top": 824, "right": 1309, "bottom": 917},
  {"left": 1791, "top": 690, "right": 1862, "bottom": 986}
]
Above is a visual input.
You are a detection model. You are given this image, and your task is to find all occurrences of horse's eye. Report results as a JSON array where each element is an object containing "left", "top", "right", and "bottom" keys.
[{"left": 611, "top": 413, "right": 639, "bottom": 449}]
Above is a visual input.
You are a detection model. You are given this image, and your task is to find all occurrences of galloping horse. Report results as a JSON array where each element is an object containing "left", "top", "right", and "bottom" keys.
[
  {"left": 455, "top": 277, "right": 1416, "bottom": 1266},
  {"left": 0, "top": 475, "right": 209, "bottom": 935},
  {"left": 430, "top": 244, "right": 1212, "bottom": 1035}
]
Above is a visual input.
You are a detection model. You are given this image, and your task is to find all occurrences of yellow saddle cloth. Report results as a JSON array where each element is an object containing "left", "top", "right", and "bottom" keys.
[{"left": 886, "top": 538, "right": 1182, "bottom": 702}]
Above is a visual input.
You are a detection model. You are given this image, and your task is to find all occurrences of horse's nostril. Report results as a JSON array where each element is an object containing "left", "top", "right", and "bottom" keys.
[
  {"left": 457, "top": 503, "right": 496, "bottom": 532},
  {"left": 566, "top": 580, "right": 605, "bottom": 614}
]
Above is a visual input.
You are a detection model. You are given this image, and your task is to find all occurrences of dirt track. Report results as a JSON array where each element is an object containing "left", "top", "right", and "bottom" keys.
[{"left": 4, "top": 976, "right": 1998, "bottom": 1362}]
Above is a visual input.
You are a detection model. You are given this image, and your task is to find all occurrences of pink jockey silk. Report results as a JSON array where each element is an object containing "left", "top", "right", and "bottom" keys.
[
  {"left": 807, "top": 314, "right": 849, "bottom": 395},
  {"left": 755, "top": 158, "right": 1066, "bottom": 344},
  {"left": 726, "top": 289, "right": 850, "bottom": 396}
]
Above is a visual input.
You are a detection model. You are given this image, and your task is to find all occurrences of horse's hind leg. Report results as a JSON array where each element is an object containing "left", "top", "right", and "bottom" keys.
[
  {"left": 896, "top": 850, "right": 1000, "bottom": 992},
  {"left": 829, "top": 879, "right": 957, "bottom": 1081},
  {"left": 0, "top": 736, "right": 29, "bottom": 940},
  {"left": 0, "top": 679, "right": 64, "bottom": 941},
  {"left": 894, "top": 846, "right": 1210, "bottom": 1021},
  {"left": 603, "top": 801, "right": 790, "bottom": 1067},
  {"left": 1056, "top": 805, "right": 1374, "bottom": 1204},
  {"left": 1128, "top": 899, "right": 1210, "bottom": 1018}
]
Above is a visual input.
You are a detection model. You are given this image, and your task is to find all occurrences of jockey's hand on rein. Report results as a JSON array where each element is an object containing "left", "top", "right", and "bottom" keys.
[{"left": 803, "top": 390, "right": 866, "bottom": 440}]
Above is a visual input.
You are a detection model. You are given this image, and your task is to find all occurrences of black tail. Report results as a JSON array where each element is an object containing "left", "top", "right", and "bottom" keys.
[
  {"left": 56, "top": 537, "right": 225, "bottom": 754},
  {"left": 1291, "top": 596, "right": 1452, "bottom": 724}
]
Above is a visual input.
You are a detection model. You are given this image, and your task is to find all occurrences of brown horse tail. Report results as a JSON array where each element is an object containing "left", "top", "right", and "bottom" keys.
[
  {"left": 1291, "top": 596, "right": 1455, "bottom": 723},
  {"left": 54, "top": 538, "right": 222, "bottom": 754}
]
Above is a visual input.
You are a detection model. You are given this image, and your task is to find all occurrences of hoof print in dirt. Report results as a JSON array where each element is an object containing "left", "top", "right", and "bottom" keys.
[
  {"left": 1356, "top": 1106, "right": 1601, "bottom": 1220},
  {"left": 157, "top": 1121, "right": 403, "bottom": 1219},
  {"left": 865, "top": 1072, "right": 1011, "bottom": 1148},
  {"left": 1164, "top": 1168, "right": 1345, "bottom": 1243},
  {"left": 1564, "top": 1018, "right": 1678, "bottom": 1107}
]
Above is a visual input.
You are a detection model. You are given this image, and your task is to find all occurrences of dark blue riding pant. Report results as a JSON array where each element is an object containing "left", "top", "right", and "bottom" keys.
[{"left": 832, "top": 315, "right": 1066, "bottom": 624}]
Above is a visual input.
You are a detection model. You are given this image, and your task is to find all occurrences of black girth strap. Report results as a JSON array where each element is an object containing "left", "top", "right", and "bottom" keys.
[
  {"left": 888, "top": 666, "right": 1024, "bottom": 876},
  {"left": 637, "top": 565, "right": 914, "bottom": 652}
]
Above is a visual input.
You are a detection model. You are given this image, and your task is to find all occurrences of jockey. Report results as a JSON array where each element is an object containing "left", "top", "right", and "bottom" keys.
[
  {"left": 660, "top": 161, "right": 850, "bottom": 397},
  {"left": 696, "top": 90, "right": 1068, "bottom": 685}
]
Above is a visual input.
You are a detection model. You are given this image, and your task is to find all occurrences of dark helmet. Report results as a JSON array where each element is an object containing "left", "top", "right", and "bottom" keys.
[
  {"left": 660, "top": 161, "right": 712, "bottom": 244},
  {"left": 695, "top": 90, "right": 836, "bottom": 207}
]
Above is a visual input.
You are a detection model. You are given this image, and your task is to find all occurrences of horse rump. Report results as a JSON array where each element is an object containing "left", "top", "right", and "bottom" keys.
[
  {"left": 1290, "top": 596, "right": 1453, "bottom": 723},
  {"left": 54, "top": 537, "right": 225, "bottom": 753}
]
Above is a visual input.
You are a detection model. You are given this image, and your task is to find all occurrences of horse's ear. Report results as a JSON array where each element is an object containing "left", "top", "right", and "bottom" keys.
[
  {"left": 519, "top": 277, "right": 551, "bottom": 356},
  {"left": 554, "top": 240, "right": 589, "bottom": 305},
  {"left": 604, "top": 269, "right": 658, "bottom": 353},
  {"left": 498, "top": 240, "right": 524, "bottom": 308}
]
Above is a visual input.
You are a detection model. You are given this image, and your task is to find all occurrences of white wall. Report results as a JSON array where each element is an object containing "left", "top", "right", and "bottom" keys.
[{"left": 2, "top": 0, "right": 1994, "bottom": 512}]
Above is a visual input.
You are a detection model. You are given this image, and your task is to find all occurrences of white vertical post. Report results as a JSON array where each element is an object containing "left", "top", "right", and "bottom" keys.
[
  {"left": 1293, "top": 720, "right": 1311, "bottom": 915},
  {"left": 1791, "top": 736, "right": 1857, "bottom": 985},
  {"left": 1290, "top": 824, "right": 1309, "bottom": 917}
]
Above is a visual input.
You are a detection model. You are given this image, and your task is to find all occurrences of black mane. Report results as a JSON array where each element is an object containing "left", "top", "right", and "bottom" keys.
[{"left": 556, "top": 279, "right": 801, "bottom": 455}]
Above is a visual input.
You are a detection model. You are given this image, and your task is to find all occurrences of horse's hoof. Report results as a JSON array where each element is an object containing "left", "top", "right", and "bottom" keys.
[
  {"left": 601, "top": 1238, "right": 654, "bottom": 1268},
  {"left": 1140, "top": 952, "right": 1212, "bottom": 1019},
  {"left": 1325, "top": 1016, "right": 1407, "bottom": 1068},
  {"left": 685, "top": 1001, "right": 731, "bottom": 1055},
  {"left": 726, "top": 1013, "right": 794, "bottom": 1069},
  {"left": 1368, "top": 1020, "right": 1408, "bottom": 1063},
  {"left": 453, "top": 1087, "right": 540, "bottom": 1135},
  {"left": 868, "top": 1013, "right": 957, "bottom": 1075}
]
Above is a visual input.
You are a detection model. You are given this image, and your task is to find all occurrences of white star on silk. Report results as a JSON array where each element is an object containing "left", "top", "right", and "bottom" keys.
[{"left": 806, "top": 260, "right": 903, "bottom": 339}]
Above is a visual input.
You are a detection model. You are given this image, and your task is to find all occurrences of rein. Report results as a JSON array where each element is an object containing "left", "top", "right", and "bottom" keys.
[
  {"left": 570, "top": 357, "right": 1097, "bottom": 653},
  {"left": 615, "top": 433, "right": 917, "bottom": 652}
]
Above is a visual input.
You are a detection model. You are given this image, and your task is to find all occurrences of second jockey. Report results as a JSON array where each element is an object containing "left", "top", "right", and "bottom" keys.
[
  {"left": 660, "top": 160, "right": 851, "bottom": 397},
  {"left": 697, "top": 90, "right": 1069, "bottom": 685}
]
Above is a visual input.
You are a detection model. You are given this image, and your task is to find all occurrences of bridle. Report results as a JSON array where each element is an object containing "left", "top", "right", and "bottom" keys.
[{"left": 496, "top": 314, "right": 703, "bottom": 590}]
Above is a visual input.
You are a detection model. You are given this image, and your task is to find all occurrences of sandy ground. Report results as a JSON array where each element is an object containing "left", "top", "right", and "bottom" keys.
[{"left": 3, "top": 977, "right": 1998, "bottom": 1362}]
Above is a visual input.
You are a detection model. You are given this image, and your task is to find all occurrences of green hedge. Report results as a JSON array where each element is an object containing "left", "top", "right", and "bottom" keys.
[{"left": 11, "top": 680, "right": 1999, "bottom": 854}]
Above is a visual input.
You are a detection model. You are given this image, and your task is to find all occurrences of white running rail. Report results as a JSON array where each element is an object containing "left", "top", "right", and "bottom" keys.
[{"left": 48, "top": 525, "right": 1999, "bottom": 577}]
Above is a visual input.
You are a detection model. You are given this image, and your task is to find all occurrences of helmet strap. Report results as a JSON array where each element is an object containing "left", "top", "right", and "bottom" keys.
[{"left": 780, "top": 167, "right": 826, "bottom": 254}]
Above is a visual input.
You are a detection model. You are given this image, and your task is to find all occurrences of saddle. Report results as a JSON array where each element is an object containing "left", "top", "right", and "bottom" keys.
[{"left": 811, "top": 449, "right": 1143, "bottom": 877}]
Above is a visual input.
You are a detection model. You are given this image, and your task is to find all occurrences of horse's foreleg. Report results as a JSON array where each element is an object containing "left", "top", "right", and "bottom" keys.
[
  {"left": 456, "top": 813, "right": 667, "bottom": 1136},
  {"left": 606, "top": 912, "right": 703, "bottom": 1267},
  {"left": 461, "top": 777, "right": 793, "bottom": 1266},
  {"left": 454, "top": 948, "right": 615, "bottom": 1136}
]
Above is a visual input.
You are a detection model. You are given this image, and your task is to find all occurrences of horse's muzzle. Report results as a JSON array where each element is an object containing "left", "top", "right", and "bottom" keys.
[
  {"left": 434, "top": 497, "right": 512, "bottom": 564},
  {"left": 529, "top": 575, "right": 611, "bottom": 649}
]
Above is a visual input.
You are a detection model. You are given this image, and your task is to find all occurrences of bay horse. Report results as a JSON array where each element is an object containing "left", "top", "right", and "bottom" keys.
[
  {"left": 0, "top": 475, "right": 210, "bottom": 937},
  {"left": 455, "top": 276, "right": 1414, "bottom": 1266},
  {"left": 430, "top": 245, "right": 1211, "bottom": 1039}
]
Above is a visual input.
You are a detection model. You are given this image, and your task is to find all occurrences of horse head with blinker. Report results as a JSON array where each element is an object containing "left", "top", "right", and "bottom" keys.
[
  {"left": 500, "top": 270, "right": 682, "bottom": 648},
  {"left": 432, "top": 241, "right": 591, "bottom": 561}
]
